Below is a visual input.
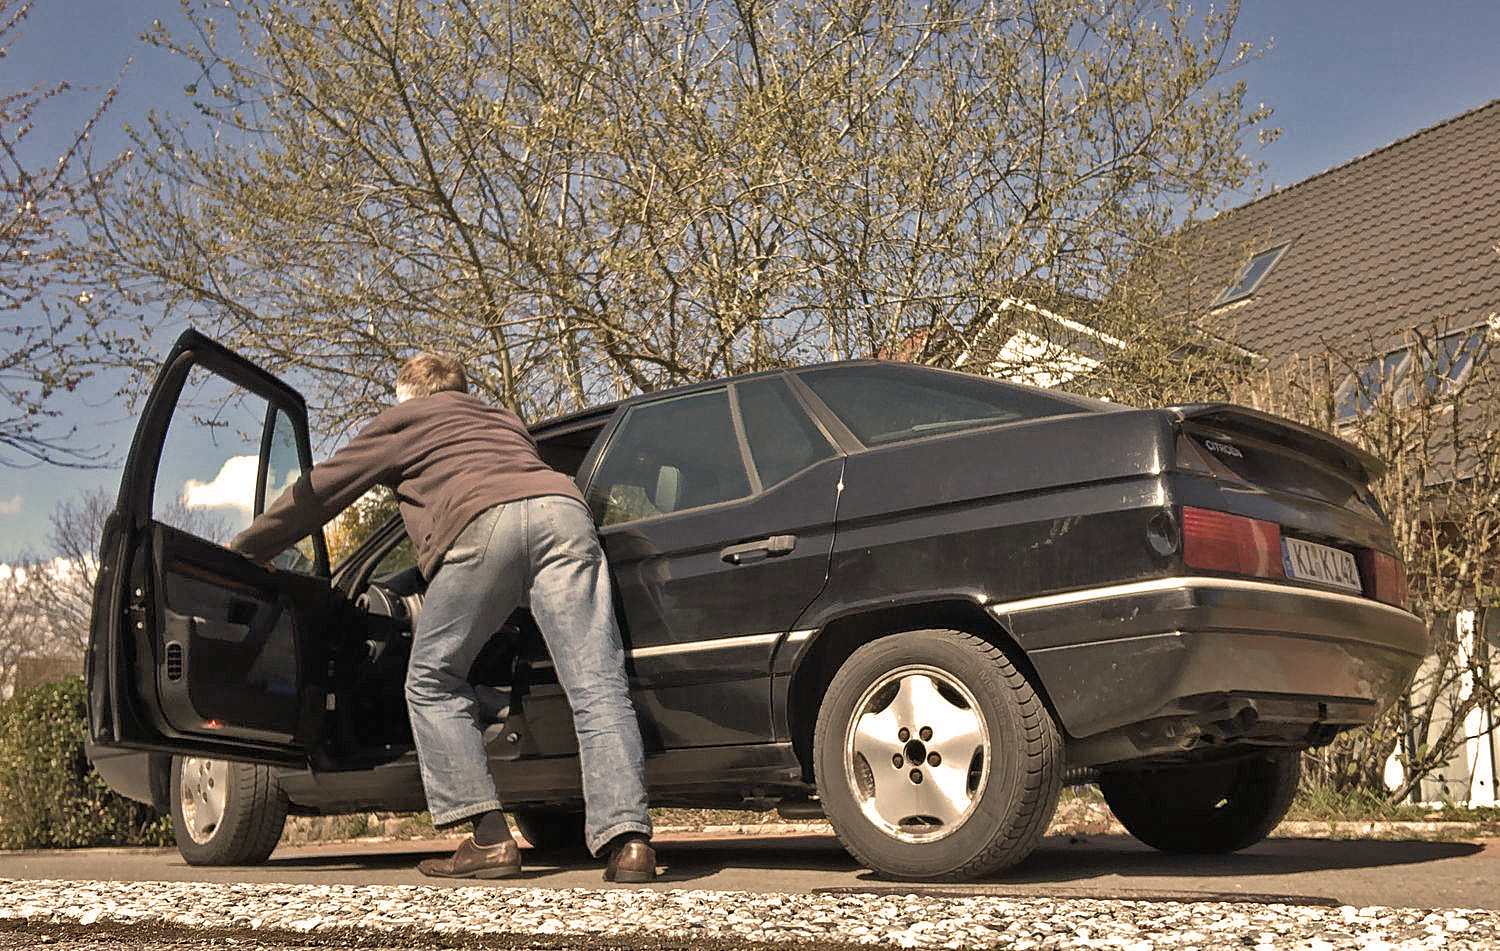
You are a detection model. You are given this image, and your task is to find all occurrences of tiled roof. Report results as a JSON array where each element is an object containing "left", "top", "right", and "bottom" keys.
[{"left": 1177, "top": 98, "right": 1500, "bottom": 362}]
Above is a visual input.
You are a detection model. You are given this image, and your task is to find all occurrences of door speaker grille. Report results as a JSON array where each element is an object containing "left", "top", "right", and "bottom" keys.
[{"left": 165, "top": 641, "right": 184, "bottom": 681}]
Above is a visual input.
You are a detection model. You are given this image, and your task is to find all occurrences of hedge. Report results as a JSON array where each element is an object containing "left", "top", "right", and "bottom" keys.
[{"left": 0, "top": 676, "right": 171, "bottom": 849}]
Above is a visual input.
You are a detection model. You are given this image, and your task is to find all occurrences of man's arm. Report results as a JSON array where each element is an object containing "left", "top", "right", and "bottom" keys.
[{"left": 230, "top": 413, "right": 402, "bottom": 562}]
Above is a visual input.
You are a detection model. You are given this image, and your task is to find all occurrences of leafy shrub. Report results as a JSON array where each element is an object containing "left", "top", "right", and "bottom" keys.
[{"left": 0, "top": 676, "right": 171, "bottom": 848}]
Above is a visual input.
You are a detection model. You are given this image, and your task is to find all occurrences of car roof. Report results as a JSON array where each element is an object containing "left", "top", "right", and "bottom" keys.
[
  {"left": 531, "top": 365, "right": 790, "bottom": 431},
  {"left": 529, "top": 359, "right": 1120, "bottom": 433}
]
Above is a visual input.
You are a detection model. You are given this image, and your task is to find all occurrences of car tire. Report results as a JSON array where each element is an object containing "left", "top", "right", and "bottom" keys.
[
  {"left": 170, "top": 755, "right": 289, "bottom": 866},
  {"left": 1098, "top": 752, "right": 1302, "bottom": 853},
  {"left": 813, "top": 629, "right": 1062, "bottom": 880},
  {"left": 512, "top": 809, "right": 588, "bottom": 853}
]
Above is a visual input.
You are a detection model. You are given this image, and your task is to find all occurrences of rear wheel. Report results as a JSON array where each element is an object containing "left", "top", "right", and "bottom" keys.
[
  {"left": 170, "top": 756, "right": 288, "bottom": 865},
  {"left": 512, "top": 809, "right": 587, "bottom": 852},
  {"left": 1098, "top": 752, "right": 1301, "bottom": 853},
  {"left": 813, "top": 629, "right": 1062, "bottom": 880}
]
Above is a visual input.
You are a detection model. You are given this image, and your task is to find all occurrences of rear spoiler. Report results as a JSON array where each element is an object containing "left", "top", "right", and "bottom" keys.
[{"left": 1169, "top": 403, "right": 1386, "bottom": 484}]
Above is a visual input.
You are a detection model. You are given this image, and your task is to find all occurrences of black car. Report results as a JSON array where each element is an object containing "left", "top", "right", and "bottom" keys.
[{"left": 87, "top": 330, "right": 1428, "bottom": 880}]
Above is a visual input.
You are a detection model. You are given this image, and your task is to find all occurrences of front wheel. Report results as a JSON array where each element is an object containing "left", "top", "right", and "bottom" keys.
[
  {"left": 813, "top": 629, "right": 1062, "bottom": 880},
  {"left": 170, "top": 756, "right": 288, "bottom": 865},
  {"left": 1098, "top": 752, "right": 1301, "bottom": 853}
]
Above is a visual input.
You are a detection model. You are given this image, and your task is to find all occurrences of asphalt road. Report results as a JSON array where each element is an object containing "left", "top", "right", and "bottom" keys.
[{"left": 1, "top": 828, "right": 1496, "bottom": 911}]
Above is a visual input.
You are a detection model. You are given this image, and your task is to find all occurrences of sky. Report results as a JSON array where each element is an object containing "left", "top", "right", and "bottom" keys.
[{"left": 3, "top": 0, "right": 1500, "bottom": 559}]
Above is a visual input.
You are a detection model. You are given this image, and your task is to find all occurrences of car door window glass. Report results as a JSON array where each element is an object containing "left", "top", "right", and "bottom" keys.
[
  {"left": 589, "top": 389, "right": 751, "bottom": 525},
  {"left": 537, "top": 421, "right": 608, "bottom": 480},
  {"left": 263, "top": 408, "right": 303, "bottom": 509},
  {"left": 152, "top": 366, "right": 321, "bottom": 572},
  {"left": 152, "top": 366, "right": 272, "bottom": 545},
  {"left": 370, "top": 531, "right": 418, "bottom": 579},
  {"left": 799, "top": 363, "right": 1089, "bottom": 446},
  {"left": 735, "top": 377, "right": 835, "bottom": 487},
  {"left": 262, "top": 407, "right": 322, "bottom": 572}
]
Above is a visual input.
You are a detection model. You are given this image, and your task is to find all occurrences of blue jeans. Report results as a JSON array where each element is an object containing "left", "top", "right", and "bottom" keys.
[{"left": 404, "top": 495, "right": 651, "bottom": 855}]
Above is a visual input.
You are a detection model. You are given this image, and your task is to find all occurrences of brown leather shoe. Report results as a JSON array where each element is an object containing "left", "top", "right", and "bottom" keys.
[
  {"left": 603, "top": 836, "right": 656, "bottom": 883},
  {"left": 417, "top": 836, "right": 522, "bottom": 879}
]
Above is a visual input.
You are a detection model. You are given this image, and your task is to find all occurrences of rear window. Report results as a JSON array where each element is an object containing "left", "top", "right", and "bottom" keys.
[{"left": 798, "top": 363, "right": 1096, "bottom": 447}]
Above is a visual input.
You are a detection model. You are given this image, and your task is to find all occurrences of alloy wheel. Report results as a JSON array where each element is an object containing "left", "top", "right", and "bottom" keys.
[
  {"left": 178, "top": 757, "right": 229, "bottom": 845},
  {"left": 843, "top": 664, "right": 990, "bottom": 842}
]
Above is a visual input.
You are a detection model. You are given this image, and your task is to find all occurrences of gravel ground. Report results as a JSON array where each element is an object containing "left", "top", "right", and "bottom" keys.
[{"left": 1, "top": 878, "right": 1497, "bottom": 950}]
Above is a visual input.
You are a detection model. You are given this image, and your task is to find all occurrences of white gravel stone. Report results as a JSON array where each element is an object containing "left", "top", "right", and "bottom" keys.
[{"left": 0, "top": 878, "right": 1498, "bottom": 949}]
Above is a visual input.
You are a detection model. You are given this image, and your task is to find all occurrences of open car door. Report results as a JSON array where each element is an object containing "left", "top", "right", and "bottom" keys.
[{"left": 87, "top": 330, "right": 337, "bottom": 767}]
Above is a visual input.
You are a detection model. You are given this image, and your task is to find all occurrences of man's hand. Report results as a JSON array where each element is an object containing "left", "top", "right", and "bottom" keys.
[{"left": 228, "top": 539, "right": 276, "bottom": 571}]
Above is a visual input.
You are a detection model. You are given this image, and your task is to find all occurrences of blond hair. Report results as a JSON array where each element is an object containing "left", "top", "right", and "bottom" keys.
[{"left": 397, "top": 352, "right": 467, "bottom": 398}]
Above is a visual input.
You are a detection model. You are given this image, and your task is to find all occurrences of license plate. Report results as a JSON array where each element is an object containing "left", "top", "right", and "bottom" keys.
[{"left": 1281, "top": 537, "right": 1362, "bottom": 593}]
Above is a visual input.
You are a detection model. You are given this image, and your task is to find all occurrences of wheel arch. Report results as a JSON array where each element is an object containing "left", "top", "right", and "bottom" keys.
[{"left": 785, "top": 598, "right": 1058, "bottom": 781}]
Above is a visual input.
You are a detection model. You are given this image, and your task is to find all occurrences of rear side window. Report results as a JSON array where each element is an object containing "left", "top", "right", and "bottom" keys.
[
  {"left": 735, "top": 377, "right": 835, "bottom": 487},
  {"left": 798, "top": 363, "right": 1092, "bottom": 446}
]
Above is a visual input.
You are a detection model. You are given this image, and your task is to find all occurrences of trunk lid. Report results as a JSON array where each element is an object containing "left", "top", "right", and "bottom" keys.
[{"left": 1170, "top": 403, "right": 1385, "bottom": 519}]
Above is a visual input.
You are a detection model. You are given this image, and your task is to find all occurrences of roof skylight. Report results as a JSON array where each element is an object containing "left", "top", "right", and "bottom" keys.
[{"left": 1213, "top": 242, "right": 1292, "bottom": 307}]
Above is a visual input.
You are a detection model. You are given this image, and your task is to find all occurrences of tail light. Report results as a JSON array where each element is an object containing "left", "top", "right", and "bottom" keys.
[
  {"left": 1181, "top": 506, "right": 1285, "bottom": 580},
  {"left": 1358, "top": 550, "right": 1409, "bottom": 609},
  {"left": 1183, "top": 506, "right": 1409, "bottom": 609}
]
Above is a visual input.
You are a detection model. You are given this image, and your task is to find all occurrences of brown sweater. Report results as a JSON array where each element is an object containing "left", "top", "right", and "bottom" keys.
[{"left": 231, "top": 390, "right": 585, "bottom": 578}]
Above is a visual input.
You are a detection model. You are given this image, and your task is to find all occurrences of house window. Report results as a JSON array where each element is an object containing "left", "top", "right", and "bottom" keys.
[
  {"left": 1334, "top": 325, "right": 1490, "bottom": 423},
  {"left": 1416, "top": 325, "right": 1489, "bottom": 396},
  {"left": 1334, "top": 349, "right": 1410, "bottom": 423},
  {"left": 1213, "top": 242, "right": 1291, "bottom": 307}
]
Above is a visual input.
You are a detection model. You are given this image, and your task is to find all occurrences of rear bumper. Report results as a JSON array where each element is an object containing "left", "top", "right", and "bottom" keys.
[{"left": 993, "top": 576, "right": 1429, "bottom": 767}]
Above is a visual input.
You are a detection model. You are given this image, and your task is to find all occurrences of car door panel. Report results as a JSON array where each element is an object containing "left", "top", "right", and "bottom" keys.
[
  {"left": 151, "top": 523, "right": 330, "bottom": 745},
  {"left": 578, "top": 380, "right": 843, "bottom": 752},
  {"left": 88, "top": 329, "right": 332, "bottom": 767},
  {"left": 602, "top": 461, "right": 842, "bottom": 749}
]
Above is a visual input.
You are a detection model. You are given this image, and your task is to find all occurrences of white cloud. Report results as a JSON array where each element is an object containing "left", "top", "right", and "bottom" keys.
[
  {"left": 0, "top": 556, "right": 85, "bottom": 584},
  {"left": 183, "top": 456, "right": 258, "bottom": 517},
  {"left": 0, "top": 557, "right": 90, "bottom": 600},
  {"left": 0, "top": 494, "right": 20, "bottom": 516}
]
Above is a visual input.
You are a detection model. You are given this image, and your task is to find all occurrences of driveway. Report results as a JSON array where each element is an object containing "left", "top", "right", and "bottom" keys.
[{"left": 1, "top": 826, "right": 1496, "bottom": 911}]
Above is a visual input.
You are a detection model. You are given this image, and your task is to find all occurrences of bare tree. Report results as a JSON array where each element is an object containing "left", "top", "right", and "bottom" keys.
[
  {"left": 0, "top": 491, "right": 113, "bottom": 691},
  {"left": 939, "top": 230, "right": 1266, "bottom": 408},
  {"left": 84, "top": 0, "right": 1272, "bottom": 433},
  {"left": 0, "top": 556, "right": 70, "bottom": 697},
  {"left": 0, "top": 0, "right": 129, "bottom": 466},
  {"left": 33, "top": 488, "right": 114, "bottom": 655},
  {"left": 0, "top": 487, "right": 230, "bottom": 689}
]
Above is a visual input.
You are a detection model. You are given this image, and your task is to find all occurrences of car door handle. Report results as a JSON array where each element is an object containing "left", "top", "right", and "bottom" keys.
[{"left": 721, "top": 534, "right": 797, "bottom": 565}]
